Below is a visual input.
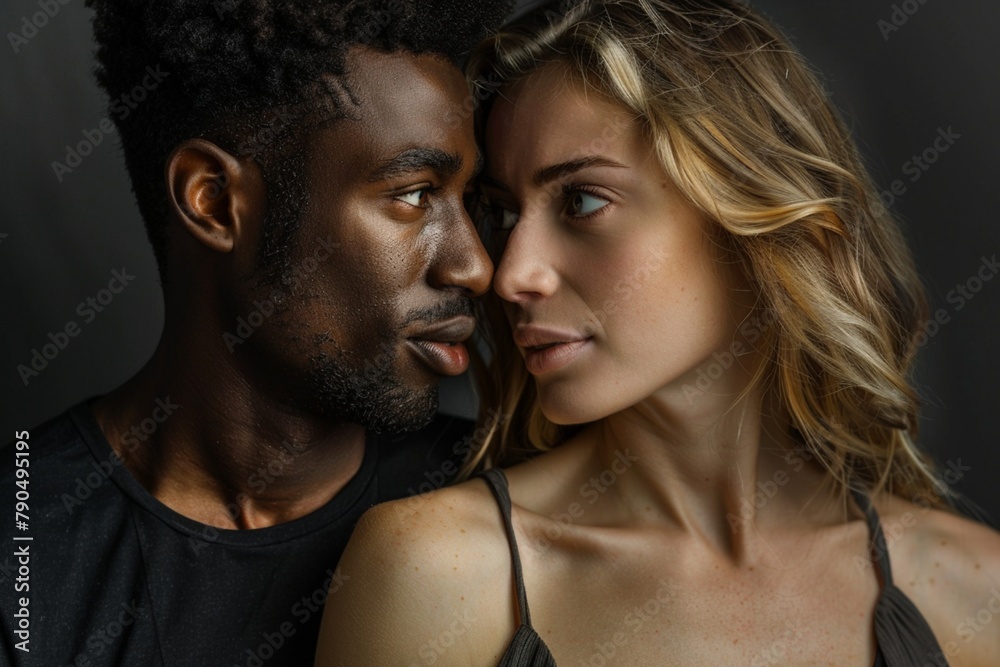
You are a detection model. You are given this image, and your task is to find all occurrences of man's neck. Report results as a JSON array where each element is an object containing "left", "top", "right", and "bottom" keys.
[{"left": 92, "top": 336, "right": 367, "bottom": 529}]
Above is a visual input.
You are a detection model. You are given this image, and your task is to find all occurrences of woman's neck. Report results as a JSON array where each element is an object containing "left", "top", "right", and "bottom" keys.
[{"left": 586, "top": 380, "right": 847, "bottom": 565}]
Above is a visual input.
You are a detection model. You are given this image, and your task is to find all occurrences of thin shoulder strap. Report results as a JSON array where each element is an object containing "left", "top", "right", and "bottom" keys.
[
  {"left": 850, "top": 487, "right": 894, "bottom": 585},
  {"left": 478, "top": 468, "right": 533, "bottom": 627}
]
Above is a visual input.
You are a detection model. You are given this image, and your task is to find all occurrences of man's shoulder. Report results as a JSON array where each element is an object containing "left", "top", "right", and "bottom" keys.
[
  {"left": 0, "top": 402, "right": 129, "bottom": 535},
  {"left": 0, "top": 404, "right": 92, "bottom": 480}
]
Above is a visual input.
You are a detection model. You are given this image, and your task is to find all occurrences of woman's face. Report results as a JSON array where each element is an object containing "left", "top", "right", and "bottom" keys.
[{"left": 483, "top": 65, "right": 751, "bottom": 424}]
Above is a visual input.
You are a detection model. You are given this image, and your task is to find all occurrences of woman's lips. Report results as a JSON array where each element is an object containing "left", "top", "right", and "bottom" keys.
[{"left": 522, "top": 337, "right": 593, "bottom": 375}]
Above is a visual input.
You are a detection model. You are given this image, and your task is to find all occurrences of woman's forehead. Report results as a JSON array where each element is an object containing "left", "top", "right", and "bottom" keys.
[{"left": 484, "top": 65, "right": 640, "bottom": 174}]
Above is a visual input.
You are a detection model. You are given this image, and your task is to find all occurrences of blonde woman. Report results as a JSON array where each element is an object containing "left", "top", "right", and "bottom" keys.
[{"left": 316, "top": 1, "right": 1000, "bottom": 665}]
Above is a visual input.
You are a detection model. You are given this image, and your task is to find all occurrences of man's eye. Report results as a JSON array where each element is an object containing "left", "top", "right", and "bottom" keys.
[
  {"left": 396, "top": 189, "right": 429, "bottom": 208},
  {"left": 567, "top": 191, "right": 610, "bottom": 217}
]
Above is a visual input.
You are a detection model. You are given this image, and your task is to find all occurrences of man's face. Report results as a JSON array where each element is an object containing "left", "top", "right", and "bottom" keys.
[{"left": 238, "top": 47, "right": 492, "bottom": 433}]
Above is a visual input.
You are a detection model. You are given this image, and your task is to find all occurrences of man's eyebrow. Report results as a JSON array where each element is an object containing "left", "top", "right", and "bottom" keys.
[
  {"left": 533, "top": 156, "right": 627, "bottom": 187},
  {"left": 368, "top": 147, "right": 464, "bottom": 183}
]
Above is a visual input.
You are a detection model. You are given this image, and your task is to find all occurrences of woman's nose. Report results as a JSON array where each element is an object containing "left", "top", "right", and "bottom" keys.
[{"left": 492, "top": 211, "right": 560, "bottom": 304}]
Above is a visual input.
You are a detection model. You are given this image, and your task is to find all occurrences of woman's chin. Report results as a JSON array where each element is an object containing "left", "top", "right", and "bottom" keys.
[{"left": 538, "top": 393, "right": 609, "bottom": 427}]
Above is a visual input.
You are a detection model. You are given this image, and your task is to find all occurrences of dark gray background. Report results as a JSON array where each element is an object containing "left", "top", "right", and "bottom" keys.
[{"left": 1, "top": 1, "right": 996, "bottom": 521}]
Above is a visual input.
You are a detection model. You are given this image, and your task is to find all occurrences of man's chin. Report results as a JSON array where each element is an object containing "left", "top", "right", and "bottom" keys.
[
  {"left": 303, "top": 349, "right": 443, "bottom": 434},
  {"left": 361, "top": 385, "right": 439, "bottom": 435},
  {"left": 305, "top": 379, "right": 440, "bottom": 435}
]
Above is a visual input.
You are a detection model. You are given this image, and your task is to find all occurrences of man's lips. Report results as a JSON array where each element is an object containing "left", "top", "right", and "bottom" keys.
[
  {"left": 513, "top": 323, "right": 594, "bottom": 375},
  {"left": 406, "top": 315, "right": 476, "bottom": 376},
  {"left": 409, "top": 315, "right": 476, "bottom": 344}
]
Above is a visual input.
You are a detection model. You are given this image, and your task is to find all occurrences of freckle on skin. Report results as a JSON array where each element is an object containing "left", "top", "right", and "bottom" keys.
[{"left": 460, "top": 528, "right": 466, "bottom": 533}]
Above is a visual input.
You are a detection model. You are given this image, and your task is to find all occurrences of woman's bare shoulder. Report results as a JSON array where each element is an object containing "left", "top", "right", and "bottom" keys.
[
  {"left": 357, "top": 476, "right": 505, "bottom": 551},
  {"left": 335, "top": 475, "right": 516, "bottom": 602},
  {"left": 871, "top": 492, "right": 1000, "bottom": 666},
  {"left": 870, "top": 491, "right": 1000, "bottom": 580},
  {"left": 315, "top": 477, "right": 518, "bottom": 666}
]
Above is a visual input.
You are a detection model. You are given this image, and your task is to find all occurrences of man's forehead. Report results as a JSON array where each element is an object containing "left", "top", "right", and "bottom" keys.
[
  {"left": 343, "top": 46, "right": 465, "bottom": 110},
  {"left": 307, "top": 49, "right": 474, "bottom": 178}
]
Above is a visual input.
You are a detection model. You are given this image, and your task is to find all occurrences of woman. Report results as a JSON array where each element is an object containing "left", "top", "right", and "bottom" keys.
[{"left": 316, "top": 1, "right": 1000, "bottom": 665}]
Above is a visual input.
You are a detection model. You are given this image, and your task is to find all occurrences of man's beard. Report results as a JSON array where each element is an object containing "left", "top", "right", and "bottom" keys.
[
  {"left": 245, "top": 155, "right": 455, "bottom": 435},
  {"left": 300, "top": 296, "right": 477, "bottom": 434},
  {"left": 303, "top": 338, "right": 439, "bottom": 435}
]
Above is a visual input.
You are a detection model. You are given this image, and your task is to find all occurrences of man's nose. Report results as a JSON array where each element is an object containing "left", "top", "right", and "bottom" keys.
[{"left": 428, "top": 205, "right": 494, "bottom": 297}]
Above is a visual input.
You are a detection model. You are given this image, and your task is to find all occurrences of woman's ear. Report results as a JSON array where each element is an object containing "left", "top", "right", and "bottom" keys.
[{"left": 165, "top": 139, "right": 262, "bottom": 254}]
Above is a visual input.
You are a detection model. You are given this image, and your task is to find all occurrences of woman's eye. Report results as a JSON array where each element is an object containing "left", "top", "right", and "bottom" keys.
[
  {"left": 567, "top": 191, "right": 610, "bottom": 217},
  {"left": 396, "top": 189, "right": 429, "bottom": 208},
  {"left": 499, "top": 208, "right": 520, "bottom": 230},
  {"left": 485, "top": 201, "right": 519, "bottom": 231}
]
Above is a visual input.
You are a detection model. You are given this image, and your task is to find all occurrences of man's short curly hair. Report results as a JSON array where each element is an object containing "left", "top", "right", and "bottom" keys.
[{"left": 86, "top": 0, "right": 513, "bottom": 281}]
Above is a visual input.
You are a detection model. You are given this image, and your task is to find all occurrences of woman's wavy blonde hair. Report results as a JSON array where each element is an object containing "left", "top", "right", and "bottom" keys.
[{"left": 462, "top": 0, "right": 949, "bottom": 507}]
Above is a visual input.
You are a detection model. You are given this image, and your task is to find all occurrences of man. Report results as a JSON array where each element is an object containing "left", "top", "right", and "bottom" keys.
[{"left": 0, "top": 0, "right": 512, "bottom": 664}]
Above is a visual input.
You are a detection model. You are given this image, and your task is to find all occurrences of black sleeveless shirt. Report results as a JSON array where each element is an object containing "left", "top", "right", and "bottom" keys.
[{"left": 477, "top": 468, "right": 947, "bottom": 667}]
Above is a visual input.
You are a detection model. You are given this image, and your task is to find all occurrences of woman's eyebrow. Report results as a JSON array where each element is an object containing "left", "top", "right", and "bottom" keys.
[
  {"left": 533, "top": 156, "right": 627, "bottom": 186},
  {"left": 481, "top": 155, "right": 627, "bottom": 192}
]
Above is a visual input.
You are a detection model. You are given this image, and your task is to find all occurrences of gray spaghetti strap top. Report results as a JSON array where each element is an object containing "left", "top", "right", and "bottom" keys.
[{"left": 477, "top": 468, "right": 947, "bottom": 667}]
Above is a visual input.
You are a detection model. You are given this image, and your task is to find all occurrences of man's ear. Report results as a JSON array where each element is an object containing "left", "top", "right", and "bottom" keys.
[{"left": 166, "top": 139, "right": 262, "bottom": 254}]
